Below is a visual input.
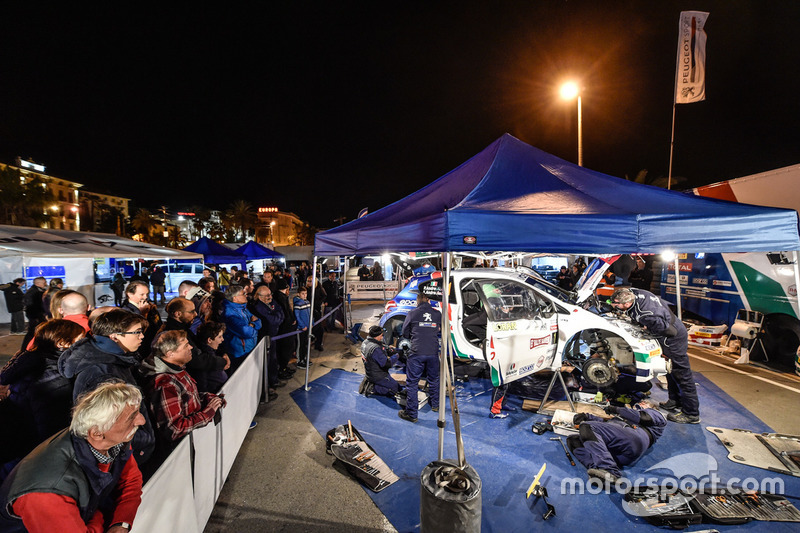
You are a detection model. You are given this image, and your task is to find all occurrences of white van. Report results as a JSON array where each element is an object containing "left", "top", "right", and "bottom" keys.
[{"left": 152, "top": 263, "right": 206, "bottom": 292}]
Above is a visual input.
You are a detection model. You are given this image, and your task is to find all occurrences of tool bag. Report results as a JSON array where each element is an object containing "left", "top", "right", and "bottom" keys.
[{"left": 325, "top": 423, "right": 399, "bottom": 492}]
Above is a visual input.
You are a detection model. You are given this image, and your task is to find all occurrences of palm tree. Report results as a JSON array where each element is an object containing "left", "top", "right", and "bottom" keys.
[
  {"left": 293, "top": 222, "right": 317, "bottom": 246},
  {"left": 0, "top": 168, "right": 53, "bottom": 227},
  {"left": 168, "top": 225, "right": 187, "bottom": 248},
  {"left": 132, "top": 209, "right": 156, "bottom": 242},
  {"left": 227, "top": 200, "right": 255, "bottom": 241}
]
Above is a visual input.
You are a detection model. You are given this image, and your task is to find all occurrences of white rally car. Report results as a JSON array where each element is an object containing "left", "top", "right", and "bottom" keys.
[{"left": 414, "top": 259, "right": 669, "bottom": 388}]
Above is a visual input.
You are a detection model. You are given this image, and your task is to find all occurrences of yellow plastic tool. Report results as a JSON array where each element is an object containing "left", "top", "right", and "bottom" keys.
[{"left": 526, "top": 463, "right": 547, "bottom": 499}]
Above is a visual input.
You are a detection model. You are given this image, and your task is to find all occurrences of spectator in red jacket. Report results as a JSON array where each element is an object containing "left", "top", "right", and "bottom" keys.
[{"left": 0, "top": 381, "right": 145, "bottom": 533}]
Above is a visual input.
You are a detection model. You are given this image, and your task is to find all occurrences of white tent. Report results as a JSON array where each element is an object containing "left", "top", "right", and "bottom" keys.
[{"left": 0, "top": 225, "right": 201, "bottom": 321}]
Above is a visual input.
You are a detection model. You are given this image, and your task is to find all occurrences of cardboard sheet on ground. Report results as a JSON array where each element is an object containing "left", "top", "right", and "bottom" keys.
[{"left": 291, "top": 369, "right": 800, "bottom": 532}]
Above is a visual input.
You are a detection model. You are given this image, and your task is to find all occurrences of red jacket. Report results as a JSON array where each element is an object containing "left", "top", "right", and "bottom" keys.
[{"left": 10, "top": 443, "right": 142, "bottom": 533}]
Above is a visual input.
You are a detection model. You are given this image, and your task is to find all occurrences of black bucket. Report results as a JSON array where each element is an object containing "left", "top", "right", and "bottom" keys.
[{"left": 420, "top": 460, "right": 481, "bottom": 532}]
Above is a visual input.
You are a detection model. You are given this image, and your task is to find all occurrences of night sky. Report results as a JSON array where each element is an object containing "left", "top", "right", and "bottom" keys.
[{"left": 1, "top": 2, "right": 798, "bottom": 229}]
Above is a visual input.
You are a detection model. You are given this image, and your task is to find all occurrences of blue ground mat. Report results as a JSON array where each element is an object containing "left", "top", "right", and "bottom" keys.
[{"left": 291, "top": 370, "right": 800, "bottom": 533}]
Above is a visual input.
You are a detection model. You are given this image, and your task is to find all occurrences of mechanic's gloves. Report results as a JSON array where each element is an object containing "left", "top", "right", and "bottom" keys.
[
  {"left": 572, "top": 412, "right": 588, "bottom": 425},
  {"left": 603, "top": 405, "right": 620, "bottom": 415}
]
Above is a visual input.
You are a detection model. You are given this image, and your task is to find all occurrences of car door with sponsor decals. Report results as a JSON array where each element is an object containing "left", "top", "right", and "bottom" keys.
[{"left": 477, "top": 279, "right": 558, "bottom": 386}]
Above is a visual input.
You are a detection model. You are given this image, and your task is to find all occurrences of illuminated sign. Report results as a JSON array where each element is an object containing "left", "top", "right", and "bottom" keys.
[
  {"left": 258, "top": 207, "right": 279, "bottom": 213},
  {"left": 20, "top": 160, "right": 46, "bottom": 173},
  {"left": 177, "top": 212, "right": 195, "bottom": 216}
]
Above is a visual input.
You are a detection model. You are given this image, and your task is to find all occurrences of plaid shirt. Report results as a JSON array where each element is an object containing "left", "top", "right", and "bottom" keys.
[{"left": 148, "top": 367, "right": 217, "bottom": 442}]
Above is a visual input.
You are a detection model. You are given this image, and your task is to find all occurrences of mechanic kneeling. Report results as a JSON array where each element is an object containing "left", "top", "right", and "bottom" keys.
[
  {"left": 359, "top": 326, "right": 402, "bottom": 397},
  {"left": 568, "top": 401, "right": 667, "bottom": 484}
]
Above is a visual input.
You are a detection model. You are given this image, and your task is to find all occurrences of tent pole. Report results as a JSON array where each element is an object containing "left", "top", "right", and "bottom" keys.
[
  {"left": 343, "top": 257, "right": 350, "bottom": 331},
  {"left": 674, "top": 256, "right": 682, "bottom": 320},
  {"left": 438, "top": 252, "right": 449, "bottom": 461},
  {"left": 304, "top": 255, "right": 318, "bottom": 391},
  {"left": 793, "top": 251, "right": 800, "bottom": 318}
]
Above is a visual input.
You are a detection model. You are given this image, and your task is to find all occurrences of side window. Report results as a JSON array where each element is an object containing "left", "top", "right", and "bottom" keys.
[
  {"left": 767, "top": 253, "right": 795, "bottom": 265},
  {"left": 477, "top": 280, "right": 544, "bottom": 322}
]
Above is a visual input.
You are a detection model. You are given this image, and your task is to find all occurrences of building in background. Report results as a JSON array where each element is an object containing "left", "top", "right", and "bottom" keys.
[
  {"left": 0, "top": 158, "right": 83, "bottom": 231},
  {"left": 256, "top": 207, "right": 309, "bottom": 246}
]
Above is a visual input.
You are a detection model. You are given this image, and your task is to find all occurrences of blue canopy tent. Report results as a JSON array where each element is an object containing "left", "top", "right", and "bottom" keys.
[
  {"left": 309, "top": 134, "right": 800, "bottom": 494},
  {"left": 315, "top": 134, "right": 800, "bottom": 255},
  {"left": 183, "top": 237, "right": 247, "bottom": 267},
  {"left": 235, "top": 240, "right": 285, "bottom": 260}
]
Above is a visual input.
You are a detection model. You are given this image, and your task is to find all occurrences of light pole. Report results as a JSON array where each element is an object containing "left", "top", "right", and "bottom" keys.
[
  {"left": 269, "top": 220, "right": 276, "bottom": 245},
  {"left": 560, "top": 82, "right": 582, "bottom": 167}
]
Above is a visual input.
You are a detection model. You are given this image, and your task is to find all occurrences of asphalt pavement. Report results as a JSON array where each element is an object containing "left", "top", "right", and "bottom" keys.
[{"left": 2, "top": 300, "right": 800, "bottom": 532}]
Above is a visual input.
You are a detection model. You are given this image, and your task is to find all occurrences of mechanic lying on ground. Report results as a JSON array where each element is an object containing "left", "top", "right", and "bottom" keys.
[{"left": 567, "top": 400, "right": 667, "bottom": 484}]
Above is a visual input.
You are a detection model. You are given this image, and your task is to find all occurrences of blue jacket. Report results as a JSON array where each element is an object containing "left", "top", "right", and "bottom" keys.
[
  {"left": 401, "top": 301, "right": 441, "bottom": 356},
  {"left": 293, "top": 295, "right": 311, "bottom": 330},
  {"left": 221, "top": 299, "right": 261, "bottom": 359}
]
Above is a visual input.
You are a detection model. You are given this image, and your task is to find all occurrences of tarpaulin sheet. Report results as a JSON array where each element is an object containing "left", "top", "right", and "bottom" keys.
[
  {"left": 0, "top": 224, "right": 203, "bottom": 259},
  {"left": 292, "top": 369, "right": 800, "bottom": 532},
  {"left": 315, "top": 134, "right": 800, "bottom": 255}
]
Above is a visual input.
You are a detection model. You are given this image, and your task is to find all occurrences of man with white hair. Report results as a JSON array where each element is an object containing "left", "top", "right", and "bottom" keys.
[{"left": 0, "top": 382, "right": 145, "bottom": 532}]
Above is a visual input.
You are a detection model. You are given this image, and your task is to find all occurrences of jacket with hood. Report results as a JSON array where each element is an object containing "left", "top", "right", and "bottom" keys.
[
  {"left": 1, "top": 346, "right": 72, "bottom": 443},
  {"left": 221, "top": 299, "right": 260, "bottom": 359},
  {"left": 58, "top": 336, "right": 155, "bottom": 464}
]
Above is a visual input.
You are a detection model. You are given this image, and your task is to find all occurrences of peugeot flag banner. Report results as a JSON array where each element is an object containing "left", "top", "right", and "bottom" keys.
[{"left": 674, "top": 11, "right": 709, "bottom": 104}]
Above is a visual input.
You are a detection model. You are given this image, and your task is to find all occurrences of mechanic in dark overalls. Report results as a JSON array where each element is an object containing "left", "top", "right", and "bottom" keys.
[
  {"left": 568, "top": 401, "right": 667, "bottom": 483},
  {"left": 610, "top": 288, "right": 700, "bottom": 424},
  {"left": 359, "top": 325, "right": 401, "bottom": 397},
  {"left": 398, "top": 292, "right": 441, "bottom": 423}
]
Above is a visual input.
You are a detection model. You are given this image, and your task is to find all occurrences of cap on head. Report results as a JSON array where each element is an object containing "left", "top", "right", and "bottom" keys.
[
  {"left": 368, "top": 325, "right": 384, "bottom": 338},
  {"left": 186, "top": 287, "right": 211, "bottom": 310},
  {"left": 610, "top": 288, "right": 635, "bottom": 305}
]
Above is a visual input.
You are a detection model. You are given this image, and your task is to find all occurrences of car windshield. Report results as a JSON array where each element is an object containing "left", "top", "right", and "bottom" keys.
[
  {"left": 513, "top": 266, "right": 575, "bottom": 303},
  {"left": 473, "top": 280, "right": 549, "bottom": 321}
]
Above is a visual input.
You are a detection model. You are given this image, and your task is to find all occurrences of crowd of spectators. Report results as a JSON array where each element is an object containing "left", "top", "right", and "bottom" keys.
[{"left": 0, "top": 262, "right": 344, "bottom": 495}]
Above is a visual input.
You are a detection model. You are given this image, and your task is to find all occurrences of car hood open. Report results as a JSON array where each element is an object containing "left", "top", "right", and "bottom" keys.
[{"left": 573, "top": 255, "right": 620, "bottom": 303}]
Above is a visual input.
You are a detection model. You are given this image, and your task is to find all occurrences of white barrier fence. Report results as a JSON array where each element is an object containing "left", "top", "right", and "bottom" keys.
[{"left": 133, "top": 338, "right": 267, "bottom": 532}]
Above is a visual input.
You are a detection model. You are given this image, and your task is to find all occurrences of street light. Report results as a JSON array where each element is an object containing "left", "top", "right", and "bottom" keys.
[
  {"left": 269, "top": 220, "right": 276, "bottom": 244},
  {"left": 560, "top": 81, "right": 582, "bottom": 167}
]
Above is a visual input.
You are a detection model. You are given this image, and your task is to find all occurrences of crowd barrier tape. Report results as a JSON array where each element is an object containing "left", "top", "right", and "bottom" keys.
[
  {"left": 133, "top": 338, "right": 267, "bottom": 532},
  {"left": 269, "top": 302, "right": 343, "bottom": 342}
]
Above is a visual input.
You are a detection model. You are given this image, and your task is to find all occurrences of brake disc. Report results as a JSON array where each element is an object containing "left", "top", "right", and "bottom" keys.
[{"left": 582, "top": 358, "right": 618, "bottom": 388}]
